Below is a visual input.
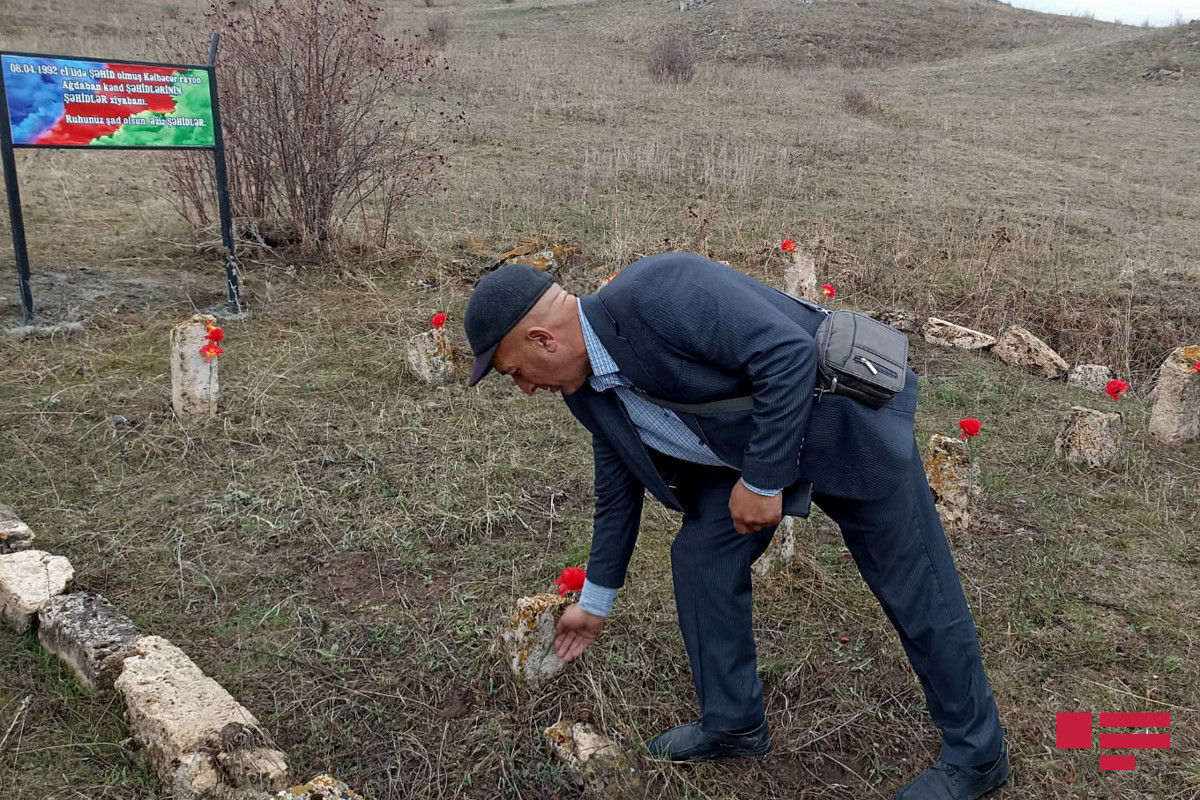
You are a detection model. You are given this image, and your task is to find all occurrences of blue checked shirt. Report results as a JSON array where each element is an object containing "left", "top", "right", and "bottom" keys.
[{"left": 576, "top": 302, "right": 779, "bottom": 617}]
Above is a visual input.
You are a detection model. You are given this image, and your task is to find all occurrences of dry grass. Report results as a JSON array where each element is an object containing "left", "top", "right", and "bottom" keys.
[{"left": 1, "top": 1, "right": 1200, "bottom": 799}]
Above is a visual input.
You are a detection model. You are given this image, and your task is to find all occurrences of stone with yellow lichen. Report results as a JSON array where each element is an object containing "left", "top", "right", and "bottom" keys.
[
  {"left": 1054, "top": 406, "right": 1125, "bottom": 469},
  {"left": 1148, "top": 345, "right": 1200, "bottom": 442},
  {"left": 500, "top": 593, "right": 570, "bottom": 686},
  {"left": 278, "top": 773, "right": 363, "bottom": 799},
  {"left": 923, "top": 434, "right": 980, "bottom": 537},
  {"left": 542, "top": 721, "right": 640, "bottom": 798},
  {"left": 406, "top": 329, "right": 453, "bottom": 384}
]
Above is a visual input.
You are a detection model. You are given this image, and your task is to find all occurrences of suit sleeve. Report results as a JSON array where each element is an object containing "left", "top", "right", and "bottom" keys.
[
  {"left": 628, "top": 264, "right": 817, "bottom": 491},
  {"left": 584, "top": 433, "right": 645, "bottom": 590}
]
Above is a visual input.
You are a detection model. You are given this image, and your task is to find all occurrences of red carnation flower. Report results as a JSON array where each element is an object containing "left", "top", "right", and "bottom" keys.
[
  {"left": 780, "top": 239, "right": 797, "bottom": 253},
  {"left": 554, "top": 567, "right": 586, "bottom": 597},
  {"left": 204, "top": 326, "right": 225, "bottom": 343},
  {"left": 431, "top": 312, "right": 447, "bottom": 330},
  {"left": 958, "top": 418, "right": 981, "bottom": 439},
  {"left": 199, "top": 343, "right": 224, "bottom": 362},
  {"left": 1105, "top": 379, "right": 1128, "bottom": 401},
  {"left": 821, "top": 283, "right": 836, "bottom": 299}
]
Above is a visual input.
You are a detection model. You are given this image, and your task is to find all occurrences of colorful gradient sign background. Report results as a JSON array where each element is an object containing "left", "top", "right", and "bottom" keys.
[{"left": 2, "top": 53, "right": 215, "bottom": 148}]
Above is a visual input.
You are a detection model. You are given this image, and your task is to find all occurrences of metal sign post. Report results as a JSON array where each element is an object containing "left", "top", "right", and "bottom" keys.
[
  {"left": 207, "top": 33, "right": 240, "bottom": 313},
  {"left": 0, "top": 73, "right": 35, "bottom": 323}
]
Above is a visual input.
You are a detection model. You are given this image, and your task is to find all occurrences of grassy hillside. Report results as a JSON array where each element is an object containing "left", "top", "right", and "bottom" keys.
[{"left": 1, "top": 1, "right": 1198, "bottom": 799}]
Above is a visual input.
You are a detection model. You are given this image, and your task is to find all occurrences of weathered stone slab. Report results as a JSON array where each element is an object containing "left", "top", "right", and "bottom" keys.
[
  {"left": 994, "top": 325, "right": 1070, "bottom": 379},
  {"left": 921, "top": 318, "right": 996, "bottom": 350},
  {"left": 1068, "top": 364, "right": 1113, "bottom": 394},
  {"left": 0, "top": 503, "right": 36, "bottom": 553},
  {"left": 5, "top": 321, "right": 85, "bottom": 339},
  {"left": 501, "top": 593, "right": 569, "bottom": 686},
  {"left": 924, "top": 435, "right": 979, "bottom": 536},
  {"left": 543, "top": 721, "right": 640, "bottom": 796},
  {"left": 1148, "top": 345, "right": 1200, "bottom": 442},
  {"left": 115, "top": 636, "right": 290, "bottom": 799},
  {"left": 784, "top": 248, "right": 819, "bottom": 301},
  {"left": 277, "top": 774, "right": 363, "bottom": 799},
  {"left": 753, "top": 517, "right": 797, "bottom": 577},
  {"left": 0, "top": 550, "right": 74, "bottom": 632},
  {"left": 406, "top": 330, "right": 453, "bottom": 384},
  {"left": 1054, "top": 407, "right": 1125, "bottom": 469},
  {"left": 171, "top": 314, "right": 220, "bottom": 420},
  {"left": 38, "top": 593, "right": 140, "bottom": 690}
]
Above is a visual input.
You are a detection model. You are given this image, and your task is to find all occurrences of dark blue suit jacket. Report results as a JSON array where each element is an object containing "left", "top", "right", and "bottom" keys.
[{"left": 563, "top": 253, "right": 919, "bottom": 589}]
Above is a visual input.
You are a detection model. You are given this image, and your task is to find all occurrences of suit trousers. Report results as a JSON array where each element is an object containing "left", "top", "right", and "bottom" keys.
[{"left": 665, "top": 440, "right": 1004, "bottom": 766}]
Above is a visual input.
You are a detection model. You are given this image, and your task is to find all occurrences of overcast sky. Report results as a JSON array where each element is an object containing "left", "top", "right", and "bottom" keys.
[{"left": 1006, "top": 0, "right": 1200, "bottom": 25}]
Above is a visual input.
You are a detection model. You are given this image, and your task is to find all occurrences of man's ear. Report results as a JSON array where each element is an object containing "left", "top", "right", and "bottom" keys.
[{"left": 528, "top": 327, "right": 557, "bottom": 352}]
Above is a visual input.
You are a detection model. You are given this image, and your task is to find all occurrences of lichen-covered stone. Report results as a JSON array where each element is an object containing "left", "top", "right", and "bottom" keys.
[
  {"left": 115, "top": 636, "right": 291, "bottom": 799},
  {"left": 921, "top": 318, "right": 996, "bottom": 350},
  {"left": 406, "top": 329, "right": 454, "bottom": 384},
  {"left": 0, "top": 550, "right": 74, "bottom": 631},
  {"left": 924, "top": 435, "right": 980, "bottom": 536},
  {"left": 38, "top": 593, "right": 140, "bottom": 690},
  {"left": 501, "top": 593, "right": 570, "bottom": 686},
  {"left": 784, "top": 249, "right": 818, "bottom": 301},
  {"left": 870, "top": 308, "right": 919, "bottom": 333},
  {"left": 543, "top": 721, "right": 640, "bottom": 797},
  {"left": 753, "top": 517, "right": 797, "bottom": 577},
  {"left": 1067, "top": 364, "right": 1113, "bottom": 394},
  {"left": 0, "top": 502, "right": 35, "bottom": 553},
  {"left": 278, "top": 774, "right": 363, "bottom": 799},
  {"left": 1054, "top": 407, "right": 1125, "bottom": 469},
  {"left": 1148, "top": 345, "right": 1200, "bottom": 442},
  {"left": 171, "top": 314, "right": 221, "bottom": 421},
  {"left": 994, "top": 326, "right": 1070, "bottom": 379}
]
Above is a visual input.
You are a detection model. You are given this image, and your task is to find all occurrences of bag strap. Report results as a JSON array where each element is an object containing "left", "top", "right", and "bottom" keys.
[
  {"left": 630, "top": 388, "right": 755, "bottom": 414},
  {"left": 630, "top": 292, "right": 833, "bottom": 414}
]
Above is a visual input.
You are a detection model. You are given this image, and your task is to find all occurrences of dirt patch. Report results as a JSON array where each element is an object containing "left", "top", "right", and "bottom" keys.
[
  {"left": 301, "top": 550, "right": 434, "bottom": 619},
  {"left": 1, "top": 265, "right": 221, "bottom": 328}
]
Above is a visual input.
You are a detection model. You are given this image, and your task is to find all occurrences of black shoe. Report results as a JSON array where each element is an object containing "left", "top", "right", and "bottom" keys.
[
  {"left": 646, "top": 719, "right": 771, "bottom": 762},
  {"left": 893, "top": 737, "right": 1010, "bottom": 800}
]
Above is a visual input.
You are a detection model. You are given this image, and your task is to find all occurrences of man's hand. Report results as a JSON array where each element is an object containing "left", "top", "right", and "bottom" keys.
[
  {"left": 554, "top": 604, "right": 605, "bottom": 662},
  {"left": 729, "top": 480, "right": 783, "bottom": 535}
]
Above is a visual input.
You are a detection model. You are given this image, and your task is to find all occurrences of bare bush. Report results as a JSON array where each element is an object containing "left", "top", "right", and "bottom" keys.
[
  {"left": 648, "top": 30, "right": 696, "bottom": 84},
  {"left": 1151, "top": 53, "right": 1182, "bottom": 72},
  {"left": 426, "top": 14, "right": 453, "bottom": 47},
  {"left": 841, "top": 85, "right": 883, "bottom": 115},
  {"left": 155, "top": 0, "right": 453, "bottom": 251},
  {"left": 422, "top": 0, "right": 436, "bottom": 7}
]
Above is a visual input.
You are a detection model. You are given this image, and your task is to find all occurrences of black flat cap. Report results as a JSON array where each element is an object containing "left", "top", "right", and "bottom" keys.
[{"left": 464, "top": 262, "right": 554, "bottom": 386}]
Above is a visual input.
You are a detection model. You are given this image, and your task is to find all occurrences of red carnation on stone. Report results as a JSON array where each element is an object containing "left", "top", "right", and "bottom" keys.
[
  {"left": 958, "top": 418, "right": 981, "bottom": 439},
  {"left": 1105, "top": 379, "right": 1128, "bottom": 401},
  {"left": 555, "top": 567, "right": 586, "bottom": 597},
  {"left": 204, "top": 325, "right": 225, "bottom": 343},
  {"left": 199, "top": 343, "right": 224, "bottom": 362}
]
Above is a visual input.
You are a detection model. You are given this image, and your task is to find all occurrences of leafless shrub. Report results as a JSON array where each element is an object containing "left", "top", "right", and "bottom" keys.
[
  {"left": 648, "top": 29, "right": 696, "bottom": 84},
  {"left": 1151, "top": 53, "right": 1181, "bottom": 72},
  {"left": 841, "top": 84, "right": 883, "bottom": 115},
  {"left": 155, "top": 0, "right": 453, "bottom": 251},
  {"left": 422, "top": 0, "right": 436, "bottom": 7},
  {"left": 426, "top": 14, "right": 452, "bottom": 47}
]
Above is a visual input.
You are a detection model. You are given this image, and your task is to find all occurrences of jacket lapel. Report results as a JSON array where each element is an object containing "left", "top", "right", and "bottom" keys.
[
  {"left": 578, "top": 295, "right": 674, "bottom": 398},
  {"left": 565, "top": 383, "right": 683, "bottom": 513}
]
